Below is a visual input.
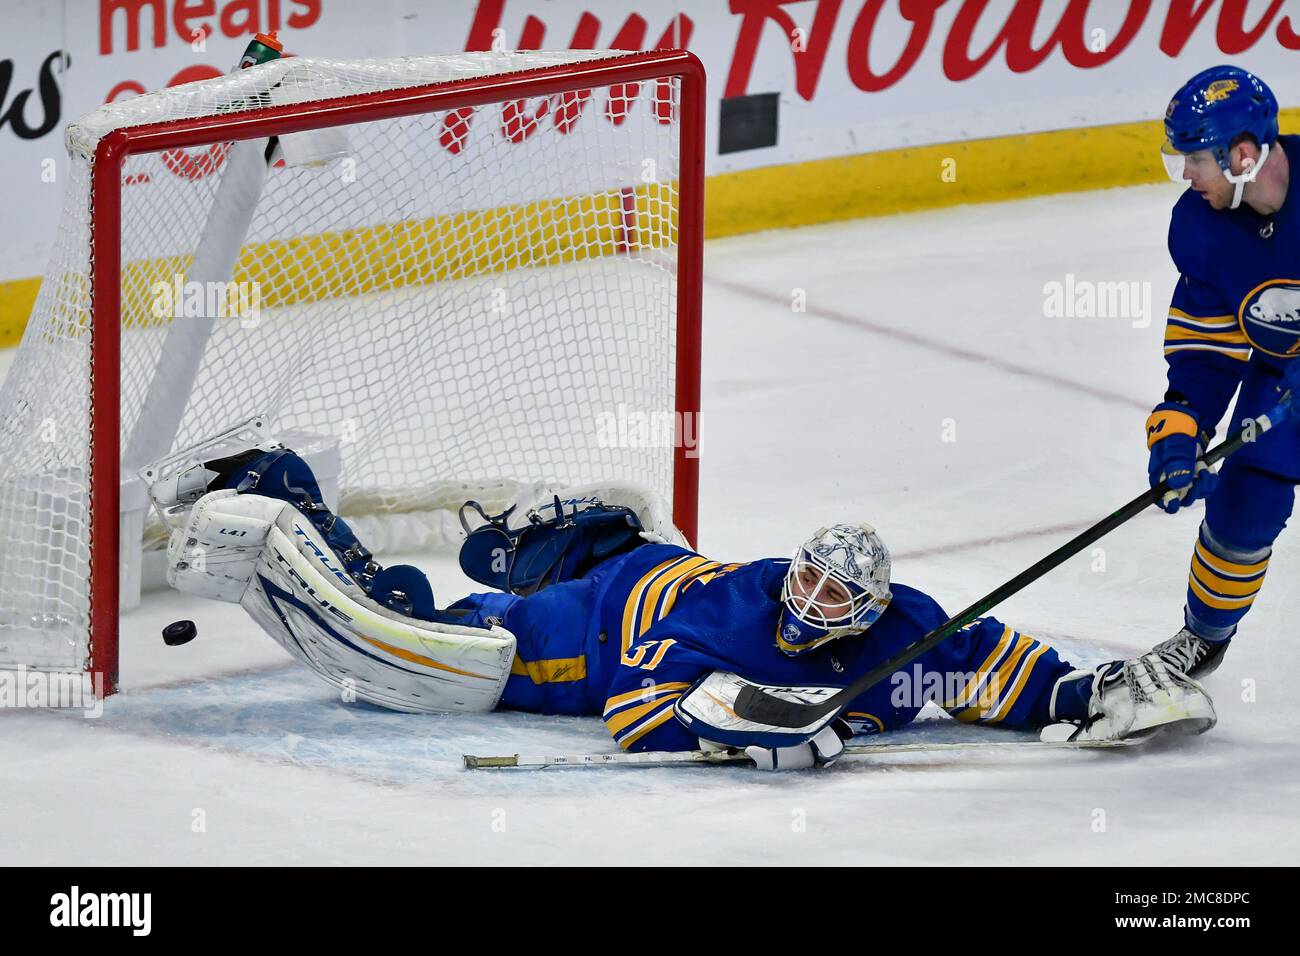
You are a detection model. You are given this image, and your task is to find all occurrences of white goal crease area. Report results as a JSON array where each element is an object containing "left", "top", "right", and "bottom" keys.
[{"left": 0, "top": 48, "right": 705, "bottom": 695}]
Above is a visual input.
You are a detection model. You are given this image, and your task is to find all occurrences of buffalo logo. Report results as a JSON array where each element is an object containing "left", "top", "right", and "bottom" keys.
[
  {"left": 1240, "top": 280, "right": 1300, "bottom": 357},
  {"left": 782, "top": 622, "right": 802, "bottom": 642},
  {"left": 1205, "top": 79, "right": 1240, "bottom": 102},
  {"left": 1165, "top": 98, "right": 1179, "bottom": 119}
]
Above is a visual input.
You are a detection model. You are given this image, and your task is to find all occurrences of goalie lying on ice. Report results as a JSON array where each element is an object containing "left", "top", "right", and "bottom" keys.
[{"left": 154, "top": 442, "right": 1217, "bottom": 769}]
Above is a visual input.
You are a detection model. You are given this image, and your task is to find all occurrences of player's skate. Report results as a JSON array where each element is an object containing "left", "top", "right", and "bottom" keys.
[
  {"left": 1151, "top": 626, "right": 1229, "bottom": 678},
  {"left": 1043, "top": 652, "right": 1217, "bottom": 742}
]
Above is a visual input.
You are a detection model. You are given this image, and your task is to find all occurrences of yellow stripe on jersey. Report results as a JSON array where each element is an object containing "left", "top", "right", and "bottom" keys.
[
  {"left": 1167, "top": 308, "right": 1237, "bottom": 326},
  {"left": 510, "top": 654, "right": 587, "bottom": 684},
  {"left": 944, "top": 625, "right": 1013, "bottom": 710},
  {"left": 620, "top": 554, "right": 730, "bottom": 653},
  {"left": 1163, "top": 344, "right": 1251, "bottom": 361},
  {"left": 952, "top": 630, "right": 1038, "bottom": 722},
  {"left": 605, "top": 691, "right": 685, "bottom": 748},
  {"left": 605, "top": 695, "right": 679, "bottom": 735},
  {"left": 603, "top": 681, "right": 691, "bottom": 716},
  {"left": 983, "top": 642, "right": 1051, "bottom": 723},
  {"left": 620, "top": 556, "right": 696, "bottom": 653},
  {"left": 1163, "top": 324, "right": 1249, "bottom": 344},
  {"left": 617, "top": 703, "right": 680, "bottom": 749},
  {"left": 637, "top": 556, "right": 714, "bottom": 638}
]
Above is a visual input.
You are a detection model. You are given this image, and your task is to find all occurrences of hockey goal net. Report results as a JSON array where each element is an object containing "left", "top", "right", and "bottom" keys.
[{"left": 0, "top": 48, "right": 704, "bottom": 696}]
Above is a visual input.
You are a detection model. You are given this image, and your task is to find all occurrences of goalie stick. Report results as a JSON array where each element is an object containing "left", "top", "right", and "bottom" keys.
[
  {"left": 463, "top": 732, "right": 1155, "bottom": 769},
  {"left": 732, "top": 390, "right": 1295, "bottom": 730}
]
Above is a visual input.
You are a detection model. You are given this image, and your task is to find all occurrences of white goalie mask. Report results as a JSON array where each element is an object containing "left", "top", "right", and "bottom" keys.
[{"left": 777, "top": 523, "right": 892, "bottom": 656}]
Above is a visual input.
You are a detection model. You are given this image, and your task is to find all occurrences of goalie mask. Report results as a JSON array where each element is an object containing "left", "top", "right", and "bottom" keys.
[{"left": 777, "top": 523, "right": 891, "bottom": 656}]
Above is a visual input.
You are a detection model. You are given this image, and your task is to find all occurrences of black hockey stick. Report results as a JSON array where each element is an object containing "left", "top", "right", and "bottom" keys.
[{"left": 734, "top": 389, "right": 1295, "bottom": 729}]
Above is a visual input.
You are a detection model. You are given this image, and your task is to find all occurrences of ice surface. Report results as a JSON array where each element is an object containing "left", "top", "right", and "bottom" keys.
[{"left": 2, "top": 184, "right": 1297, "bottom": 865}]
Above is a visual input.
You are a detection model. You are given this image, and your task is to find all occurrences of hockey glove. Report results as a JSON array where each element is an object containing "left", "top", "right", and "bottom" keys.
[
  {"left": 675, "top": 671, "right": 847, "bottom": 771},
  {"left": 744, "top": 720, "right": 852, "bottom": 771},
  {"left": 1146, "top": 402, "right": 1217, "bottom": 514}
]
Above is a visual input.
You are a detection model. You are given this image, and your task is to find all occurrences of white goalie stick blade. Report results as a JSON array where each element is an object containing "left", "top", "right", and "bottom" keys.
[
  {"left": 242, "top": 512, "right": 516, "bottom": 714},
  {"left": 464, "top": 732, "right": 1158, "bottom": 769}
]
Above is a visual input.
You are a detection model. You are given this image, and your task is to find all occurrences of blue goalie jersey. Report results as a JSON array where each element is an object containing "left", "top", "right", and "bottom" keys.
[{"left": 453, "top": 544, "right": 1077, "bottom": 753}]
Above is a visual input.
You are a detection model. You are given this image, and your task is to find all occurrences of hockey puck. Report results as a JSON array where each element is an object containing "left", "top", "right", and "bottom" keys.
[{"left": 162, "top": 620, "right": 198, "bottom": 646}]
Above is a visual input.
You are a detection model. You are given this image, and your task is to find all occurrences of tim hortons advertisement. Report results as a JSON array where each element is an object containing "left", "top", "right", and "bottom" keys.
[{"left": 3, "top": 0, "right": 1300, "bottom": 283}]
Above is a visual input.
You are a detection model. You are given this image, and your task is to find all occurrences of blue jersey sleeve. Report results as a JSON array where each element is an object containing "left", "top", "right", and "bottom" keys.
[
  {"left": 1163, "top": 200, "right": 1250, "bottom": 430},
  {"left": 928, "top": 617, "right": 1075, "bottom": 729},
  {"left": 601, "top": 638, "right": 711, "bottom": 752}
]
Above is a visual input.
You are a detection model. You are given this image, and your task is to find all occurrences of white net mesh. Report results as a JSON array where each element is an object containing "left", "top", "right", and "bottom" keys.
[{"left": 0, "top": 51, "right": 690, "bottom": 680}]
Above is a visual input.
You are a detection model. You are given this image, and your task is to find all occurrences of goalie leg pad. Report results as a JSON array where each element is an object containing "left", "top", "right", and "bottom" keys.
[
  {"left": 242, "top": 508, "right": 516, "bottom": 714},
  {"left": 166, "top": 489, "right": 288, "bottom": 602}
]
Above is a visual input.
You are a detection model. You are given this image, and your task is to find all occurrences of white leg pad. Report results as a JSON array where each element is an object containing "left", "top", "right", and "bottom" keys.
[
  {"left": 166, "top": 490, "right": 286, "bottom": 602},
  {"left": 241, "top": 508, "right": 515, "bottom": 714}
]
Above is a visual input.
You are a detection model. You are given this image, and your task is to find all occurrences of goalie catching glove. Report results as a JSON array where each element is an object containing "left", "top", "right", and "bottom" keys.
[{"left": 674, "top": 671, "right": 850, "bottom": 770}]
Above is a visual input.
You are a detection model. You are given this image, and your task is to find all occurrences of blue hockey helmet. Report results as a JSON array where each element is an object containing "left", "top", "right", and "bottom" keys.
[
  {"left": 1161, "top": 66, "right": 1278, "bottom": 206},
  {"left": 776, "top": 523, "right": 892, "bottom": 656}
]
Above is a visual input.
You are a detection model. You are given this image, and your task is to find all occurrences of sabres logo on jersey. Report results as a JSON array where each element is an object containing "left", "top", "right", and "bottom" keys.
[
  {"left": 1205, "top": 78, "right": 1240, "bottom": 102},
  {"left": 1239, "top": 279, "right": 1300, "bottom": 357}
]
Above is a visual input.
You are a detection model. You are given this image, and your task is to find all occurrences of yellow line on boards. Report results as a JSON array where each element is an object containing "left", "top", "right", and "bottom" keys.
[{"left": 3, "top": 109, "right": 1297, "bottom": 350}]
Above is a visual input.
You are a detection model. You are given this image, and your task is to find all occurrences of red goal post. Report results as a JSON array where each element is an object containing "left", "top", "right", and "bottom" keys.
[{"left": 2, "top": 49, "right": 704, "bottom": 697}]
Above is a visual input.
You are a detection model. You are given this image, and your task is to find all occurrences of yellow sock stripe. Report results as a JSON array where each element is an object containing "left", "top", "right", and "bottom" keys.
[
  {"left": 1190, "top": 555, "right": 1266, "bottom": 597},
  {"left": 1194, "top": 540, "right": 1269, "bottom": 577},
  {"left": 616, "top": 703, "right": 681, "bottom": 750},
  {"left": 603, "top": 681, "right": 690, "bottom": 717},
  {"left": 1187, "top": 573, "right": 1258, "bottom": 610},
  {"left": 509, "top": 654, "right": 587, "bottom": 685}
]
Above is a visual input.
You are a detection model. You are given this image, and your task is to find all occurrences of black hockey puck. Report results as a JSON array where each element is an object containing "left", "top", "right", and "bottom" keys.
[{"left": 162, "top": 620, "right": 198, "bottom": 646}]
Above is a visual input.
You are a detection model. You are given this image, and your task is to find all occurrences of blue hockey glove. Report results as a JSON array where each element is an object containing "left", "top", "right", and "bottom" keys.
[{"left": 1146, "top": 402, "right": 1217, "bottom": 514}]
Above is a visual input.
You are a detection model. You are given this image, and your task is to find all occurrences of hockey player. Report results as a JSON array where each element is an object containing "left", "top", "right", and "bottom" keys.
[
  {"left": 152, "top": 441, "right": 1215, "bottom": 769},
  {"left": 1150, "top": 65, "right": 1300, "bottom": 678}
]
